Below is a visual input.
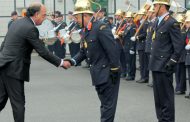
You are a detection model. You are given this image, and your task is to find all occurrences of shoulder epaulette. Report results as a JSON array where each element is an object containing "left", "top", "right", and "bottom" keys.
[{"left": 100, "top": 25, "right": 106, "bottom": 30}]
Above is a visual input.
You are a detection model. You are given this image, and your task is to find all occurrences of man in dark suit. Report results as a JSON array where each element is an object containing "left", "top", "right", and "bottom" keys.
[
  {"left": 149, "top": 0, "right": 184, "bottom": 121},
  {"left": 0, "top": 3, "right": 69, "bottom": 122},
  {"left": 64, "top": 0, "right": 120, "bottom": 121}
]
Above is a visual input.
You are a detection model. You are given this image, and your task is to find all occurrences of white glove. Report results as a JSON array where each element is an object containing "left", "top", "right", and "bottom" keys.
[
  {"left": 114, "top": 35, "right": 119, "bottom": 39},
  {"left": 129, "top": 50, "right": 135, "bottom": 55},
  {"left": 63, "top": 33, "right": 70, "bottom": 41},
  {"left": 185, "top": 45, "right": 190, "bottom": 50},
  {"left": 130, "top": 36, "right": 136, "bottom": 41}
]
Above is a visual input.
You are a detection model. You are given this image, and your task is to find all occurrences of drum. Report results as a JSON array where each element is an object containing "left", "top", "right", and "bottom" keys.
[{"left": 37, "top": 19, "right": 57, "bottom": 45}]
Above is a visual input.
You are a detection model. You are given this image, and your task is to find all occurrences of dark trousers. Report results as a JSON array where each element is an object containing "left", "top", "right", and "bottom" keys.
[
  {"left": 175, "top": 63, "right": 186, "bottom": 92},
  {"left": 54, "top": 40, "right": 66, "bottom": 59},
  {"left": 120, "top": 48, "right": 127, "bottom": 75},
  {"left": 95, "top": 76, "right": 120, "bottom": 122},
  {"left": 138, "top": 50, "right": 149, "bottom": 80},
  {"left": 0, "top": 71, "right": 25, "bottom": 122},
  {"left": 152, "top": 71, "right": 175, "bottom": 122},
  {"left": 69, "top": 42, "right": 80, "bottom": 58},
  {"left": 126, "top": 52, "right": 136, "bottom": 78},
  {"left": 186, "top": 66, "right": 190, "bottom": 94}
]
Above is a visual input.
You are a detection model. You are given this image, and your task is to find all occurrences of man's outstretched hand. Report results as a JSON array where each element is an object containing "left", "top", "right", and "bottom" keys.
[{"left": 62, "top": 61, "right": 71, "bottom": 69}]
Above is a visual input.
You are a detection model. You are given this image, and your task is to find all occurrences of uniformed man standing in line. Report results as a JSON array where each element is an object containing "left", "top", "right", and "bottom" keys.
[
  {"left": 114, "top": 9, "right": 127, "bottom": 78},
  {"left": 122, "top": 12, "right": 137, "bottom": 81},
  {"left": 64, "top": 0, "right": 121, "bottom": 121},
  {"left": 174, "top": 14, "right": 187, "bottom": 95},
  {"left": 131, "top": 9, "right": 149, "bottom": 83},
  {"left": 149, "top": 0, "right": 184, "bottom": 121},
  {"left": 145, "top": 6, "right": 157, "bottom": 87}
]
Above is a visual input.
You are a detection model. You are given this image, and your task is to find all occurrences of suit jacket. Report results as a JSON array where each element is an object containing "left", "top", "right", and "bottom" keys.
[
  {"left": 73, "top": 21, "right": 120, "bottom": 86},
  {"left": 0, "top": 17, "right": 61, "bottom": 81},
  {"left": 149, "top": 15, "right": 184, "bottom": 72}
]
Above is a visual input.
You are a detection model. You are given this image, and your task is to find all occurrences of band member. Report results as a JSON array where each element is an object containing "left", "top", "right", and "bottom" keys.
[
  {"left": 123, "top": 12, "right": 137, "bottom": 81},
  {"left": 64, "top": 0, "right": 120, "bottom": 121},
  {"left": 131, "top": 9, "right": 149, "bottom": 83},
  {"left": 114, "top": 9, "right": 127, "bottom": 78},
  {"left": 149, "top": 0, "right": 184, "bottom": 121},
  {"left": 145, "top": 6, "right": 157, "bottom": 87},
  {"left": 67, "top": 11, "right": 81, "bottom": 59},
  {"left": 0, "top": 3, "right": 68, "bottom": 122},
  {"left": 175, "top": 14, "right": 187, "bottom": 95}
]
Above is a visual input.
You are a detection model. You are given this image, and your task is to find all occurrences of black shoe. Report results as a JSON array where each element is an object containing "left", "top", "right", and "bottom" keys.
[
  {"left": 136, "top": 79, "right": 148, "bottom": 83},
  {"left": 175, "top": 91, "right": 185, "bottom": 95},
  {"left": 185, "top": 94, "right": 190, "bottom": 99},
  {"left": 126, "top": 76, "right": 135, "bottom": 81},
  {"left": 147, "top": 83, "right": 153, "bottom": 87},
  {"left": 120, "top": 74, "right": 126, "bottom": 78}
]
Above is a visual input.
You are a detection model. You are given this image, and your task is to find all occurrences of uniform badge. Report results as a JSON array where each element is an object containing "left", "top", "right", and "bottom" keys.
[
  {"left": 152, "top": 31, "right": 156, "bottom": 41},
  {"left": 84, "top": 41, "right": 88, "bottom": 48}
]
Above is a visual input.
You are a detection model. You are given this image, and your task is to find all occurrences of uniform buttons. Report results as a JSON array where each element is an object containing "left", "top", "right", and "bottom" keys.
[
  {"left": 90, "top": 64, "right": 92, "bottom": 67},
  {"left": 160, "top": 56, "right": 163, "bottom": 58},
  {"left": 102, "top": 65, "right": 106, "bottom": 67},
  {"left": 87, "top": 58, "right": 90, "bottom": 60},
  {"left": 87, "top": 51, "right": 88, "bottom": 53}
]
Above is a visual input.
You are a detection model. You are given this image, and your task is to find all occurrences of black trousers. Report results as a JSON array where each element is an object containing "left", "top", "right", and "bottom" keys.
[
  {"left": 95, "top": 76, "right": 120, "bottom": 122},
  {"left": 175, "top": 63, "right": 186, "bottom": 92},
  {"left": 54, "top": 40, "right": 66, "bottom": 59},
  {"left": 152, "top": 71, "right": 174, "bottom": 122},
  {"left": 138, "top": 50, "right": 149, "bottom": 80},
  {"left": 69, "top": 42, "right": 80, "bottom": 58},
  {"left": 0, "top": 71, "right": 25, "bottom": 122},
  {"left": 126, "top": 52, "right": 136, "bottom": 79},
  {"left": 120, "top": 48, "right": 127, "bottom": 75}
]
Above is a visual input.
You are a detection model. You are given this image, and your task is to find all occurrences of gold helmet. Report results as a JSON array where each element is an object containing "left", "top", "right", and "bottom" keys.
[
  {"left": 73, "top": 0, "right": 94, "bottom": 15},
  {"left": 125, "top": 11, "right": 133, "bottom": 18},
  {"left": 115, "top": 9, "right": 125, "bottom": 17},
  {"left": 175, "top": 14, "right": 184, "bottom": 23},
  {"left": 148, "top": 5, "right": 154, "bottom": 12},
  {"left": 186, "top": 10, "right": 190, "bottom": 17},
  {"left": 185, "top": 16, "right": 190, "bottom": 22},
  {"left": 137, "top": 9, "right": 146, "bottom": 15},
  {"left": 153, "top": 0, "right": 170, "bottom": 6}
]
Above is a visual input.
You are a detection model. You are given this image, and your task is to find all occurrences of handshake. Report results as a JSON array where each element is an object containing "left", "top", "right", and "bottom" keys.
[{"left": 61, "top": 59, "right": 75, "bottom": 69}]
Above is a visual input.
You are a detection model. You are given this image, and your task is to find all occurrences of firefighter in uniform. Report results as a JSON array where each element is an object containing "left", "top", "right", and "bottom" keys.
[
  {"left": 145, "top": 6, "right": 157, "bottom": 87},
  {"left": 174, "top": 14, "right": 187, "bottom": 95},
  {"left": 114, "top": 9, "right": 127, "bottom": 78},
  {"left": 131, "top": 9, "right": 149, "bottom": 83},
  {"left": 149, "top": 0, "right": 184, "bottom": 121},
  {"left": 64, "top": 0, "right": 121, "bottom": 121},
  {"left": 122, "top": 12, "right": 137, "bottom": 81}
]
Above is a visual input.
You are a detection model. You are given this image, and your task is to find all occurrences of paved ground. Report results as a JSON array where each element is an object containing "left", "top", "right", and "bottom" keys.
[{"left": 0, "top": 56, "right": 190, "bottom": 122}]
